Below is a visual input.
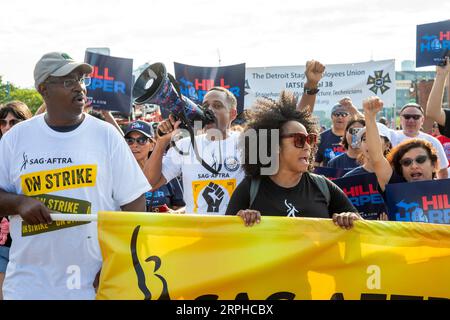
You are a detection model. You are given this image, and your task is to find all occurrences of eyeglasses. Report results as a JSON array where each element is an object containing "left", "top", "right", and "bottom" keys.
[
  {"left": 0, "top": 118, "right": 22, "bottom": 128},
  {"left": 332, "top": 112, "right": 349, "bottom": 118},
  {"left": 280, "top": 132, "right": 317, "bottom": 148},
  {"left": 399, "top": 155, "right": 429, "bottom": 167},
  {"left": 125, "top": 137, "right": 150, "bottom": 146},
  {"left": 46, "top": 77, "right": 91, "bottom": 89},
  {"left": 401, "top": 114, "right": 422, "bottom": 121}
]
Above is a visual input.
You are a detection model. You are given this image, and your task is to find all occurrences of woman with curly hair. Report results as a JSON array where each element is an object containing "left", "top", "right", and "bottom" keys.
[
  {"left": 225, "top": 91, "right": 361, "bottom": 229},
  {"left": 363, "top": 96, "right": 439, "bottom": 192}
]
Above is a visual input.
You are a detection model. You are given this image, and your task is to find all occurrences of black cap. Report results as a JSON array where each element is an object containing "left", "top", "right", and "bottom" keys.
[{"left": 124, "top": 120, "right": 154, "bottom": 138}]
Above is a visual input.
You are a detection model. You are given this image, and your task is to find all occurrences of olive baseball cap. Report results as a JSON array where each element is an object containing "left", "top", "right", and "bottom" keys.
[{"left": 34, "top": 52, "right": 93, "bottom": 89}]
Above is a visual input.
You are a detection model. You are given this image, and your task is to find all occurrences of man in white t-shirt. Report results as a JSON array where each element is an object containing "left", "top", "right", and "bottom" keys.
[
  {"left": 0, "top": 52, "right": 150, "bottom": 299},
  {"left": 145, "top": 61, "right": 325, "bottom": 215},
  {"left": 391, "top": 103, "right": 449, "bottom": 179},
  {"left": 145, "top": 87, "right": 244, "bottom": 215}
]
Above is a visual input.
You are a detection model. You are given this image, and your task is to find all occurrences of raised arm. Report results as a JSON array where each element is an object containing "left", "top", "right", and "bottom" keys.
[
  {"left": 363, "top": 97, "right": 392, "bottom": 191},
  {"left": 339, "top": 97, "right": 363, "bottom": 118},
  {"left": 426, "top": 57, "right": 450, "bottom": 126},
  {"left": 297, "top": 60, "right": 325, "bottom": 113}
]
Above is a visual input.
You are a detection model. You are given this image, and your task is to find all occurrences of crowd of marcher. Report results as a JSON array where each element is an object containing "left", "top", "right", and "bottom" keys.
[{"left": 0, "top": 52, "right": 448, "bottom": 299}]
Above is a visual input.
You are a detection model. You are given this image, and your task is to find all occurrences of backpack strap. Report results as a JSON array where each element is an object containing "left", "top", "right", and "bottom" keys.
[
  {"left": 249, "top": 177, "right": 261, "bottom": 208},
  {"left": 308, "top": 173, "right": 331, "bottom": 206}
]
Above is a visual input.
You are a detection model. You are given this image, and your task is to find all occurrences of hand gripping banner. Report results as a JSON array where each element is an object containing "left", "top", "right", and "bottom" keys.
[{"left": 95, "top": 212, "right": 450, "bottom": 300}]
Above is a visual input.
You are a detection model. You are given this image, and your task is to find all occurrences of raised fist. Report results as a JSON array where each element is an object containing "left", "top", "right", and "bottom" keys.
[
  {"left": 363, "top": 96, "right": 384, "bottom": 116},
  {"left": 305, "top": 60, "right": 325, "bottom": 85},
  {"left": 202, "top": 182, "right": 225, "bottom": 213}
]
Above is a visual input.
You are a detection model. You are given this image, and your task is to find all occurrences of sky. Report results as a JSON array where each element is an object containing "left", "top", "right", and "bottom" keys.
[{"left": 0, "top": 0, "right": 448, "bottom": 88}]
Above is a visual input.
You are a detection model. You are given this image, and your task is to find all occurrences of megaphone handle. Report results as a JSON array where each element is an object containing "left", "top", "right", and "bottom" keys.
[
  {"left": 157, "top": 113, "right": 181, "bottom": 137},
  {"left": 157, "top": 127, "right": 166, "bottom": 137}
]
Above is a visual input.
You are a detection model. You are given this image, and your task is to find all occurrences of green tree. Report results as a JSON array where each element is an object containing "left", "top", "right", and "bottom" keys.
[{"left": 0, "top": 75, "right": 43, "bottom": 114}]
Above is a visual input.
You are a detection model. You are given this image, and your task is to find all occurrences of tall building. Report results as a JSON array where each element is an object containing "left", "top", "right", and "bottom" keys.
[{"left": 396, "top": 62, "right": 437, "bottom": 110}]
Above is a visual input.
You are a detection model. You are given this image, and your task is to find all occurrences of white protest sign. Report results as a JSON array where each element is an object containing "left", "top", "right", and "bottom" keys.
[{"left": 245, "top": 59, "right": 396, "bottom": 113}]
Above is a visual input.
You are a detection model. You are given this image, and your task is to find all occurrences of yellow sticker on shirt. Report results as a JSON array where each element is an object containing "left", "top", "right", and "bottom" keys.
[
  {"left": 20, "top": 165, "right": 97, "bottom": 196},
  {"left": 192, "top": 179, "right": 237, "bottom": 213},
  {"left": 22, "top": 194, "right": 92, "bottom": 236}
]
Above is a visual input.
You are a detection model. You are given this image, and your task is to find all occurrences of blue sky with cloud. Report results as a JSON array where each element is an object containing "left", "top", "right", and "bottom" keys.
[{"left": 0, "top": 0, "right": 448, "bottom": 87}]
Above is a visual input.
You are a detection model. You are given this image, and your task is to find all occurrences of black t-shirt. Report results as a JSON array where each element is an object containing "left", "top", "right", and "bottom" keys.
[
  {"left": 343, "top": 166, "right": 370, "bottom": 177},
  {"left": 378, "top": 171, "right": 407, "bottom": 201},
  {"left": 327, "top": 153, "right": 359, "bottom": 170},
  {"left": 225, "top": 173, "right": 357, "bottom": 218},
  {"left": 438, "top": 109, "right": 450, "bottom": 138},
  {"left": 316, "top": 129, "right": 345, "bottom": 166}
]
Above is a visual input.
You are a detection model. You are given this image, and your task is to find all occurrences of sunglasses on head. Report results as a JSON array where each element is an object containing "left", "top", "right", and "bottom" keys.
[
  {"left": 0, "top": 118, "right": 22, "bottom": 127},
  {"left": 125, "top": 136, "right": 150, "bottom": 146},
  {"left": 281, "top": 132, "right": 317, "bottom": 148},
  {"left": 399, "top": 155, "right": 428, "bottom": 167},
  {"left": 401, "top": 114, "right": 422, "bottom": 120},
  {"left": 332, "top": 112, "right": 349, "bottom": 118}
]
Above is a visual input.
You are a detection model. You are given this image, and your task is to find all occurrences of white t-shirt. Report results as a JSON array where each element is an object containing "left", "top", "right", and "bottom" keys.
[
  {"left": 0, "top": 114, "right": 150, "bottom": 300},
  {"left": 162, "top": 131, "right": 245, "bottom": 215},
  {"left": 391, "top": 130, "right": 449, "bottom": 170}
]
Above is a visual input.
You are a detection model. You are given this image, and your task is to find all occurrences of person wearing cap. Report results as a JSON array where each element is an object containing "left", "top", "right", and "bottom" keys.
[
  {"left": 341, "top": 121, "right": 393, "bottom": 221},
  {"left": 363, "top": 96, "right": 440, "bottom": 194},
  {"left": 391, "top": 102, "right": 448, "bottom": 179},
  {"left": 145, "top": 60, "right": 324, "bottom": 215},
  {"left": 124, "top": 120, "right": 185, "bottom": 212},
  {"left": 315, "top": 97, "right": 361, "bottom": 167},
  {"left": 344, "top": 122, "right": 393, "bottom": 178},
  {"left": 0, "top": 52, "right": 150, "bottom": 300},
  {"left": 327, "top": 118, "right": 365, "bottom": 170}
]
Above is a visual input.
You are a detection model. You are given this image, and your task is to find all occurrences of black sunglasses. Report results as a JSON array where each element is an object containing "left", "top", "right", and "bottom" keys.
[
  {"left": 399, "top": 155, "right": 428, "bottom": 167},
  {"left": 125, "top": 136, "right": 150, "bottom": 146},
  {"left": 281, "top": 132, "right": 317, "bottom": 148},
  {"left": 401, "top": 114, "right": 422, "bottom": 120},
  {"left": 332, "top": 112, "right": 349, "bottom": 118},
  {"left": 0, "top": 118, "right": 22, "bottom": 127}
]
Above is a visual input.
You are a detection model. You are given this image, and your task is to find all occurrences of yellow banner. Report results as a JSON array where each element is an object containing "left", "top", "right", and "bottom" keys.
[{"left": 96, "top": 211, "right": 450, "bottom": 300}]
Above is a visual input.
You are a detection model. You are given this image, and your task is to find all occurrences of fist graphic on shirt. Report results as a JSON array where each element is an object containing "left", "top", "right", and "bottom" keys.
[{"left": 202, "top": 182, "right": 225, "bottom": 213}]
